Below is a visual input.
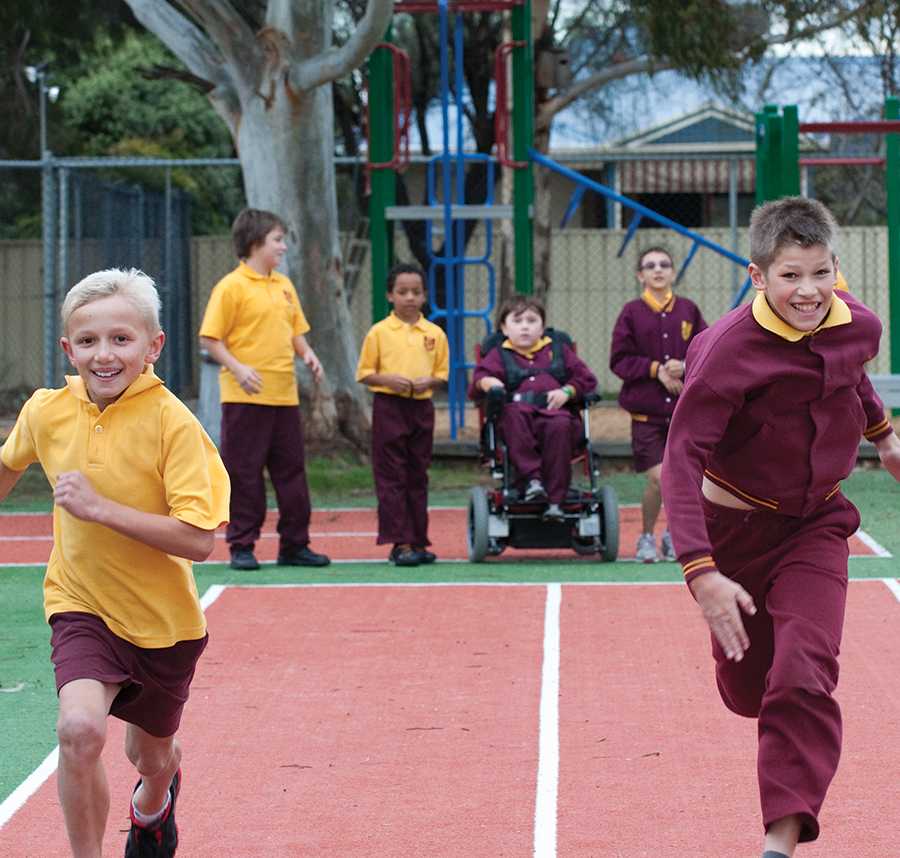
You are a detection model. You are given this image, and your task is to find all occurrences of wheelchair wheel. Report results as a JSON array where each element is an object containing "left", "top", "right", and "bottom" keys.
[
  {"left": 572, "top": 536, "right": 600, "bottom": 556},
  {"left": 468, "top": 486, "right": 491, "bottom": 562},
  {"left": 600, "top": 483, "right": 619, "bottom": 562}
]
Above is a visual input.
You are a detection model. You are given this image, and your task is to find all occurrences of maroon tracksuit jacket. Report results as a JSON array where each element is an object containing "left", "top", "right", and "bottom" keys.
[
  {"left": 610, "top": 290, "right": 707, "bottom": 423},
  {"left": 471, "top": 339, "right": 597, "bottom": 503},
  {"left": 661, "top": 289, "right": 894, "bottom": 842}
]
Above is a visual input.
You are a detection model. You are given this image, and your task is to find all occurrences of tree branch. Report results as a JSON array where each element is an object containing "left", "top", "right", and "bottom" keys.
[
  {"left": 537, "top": 1, "right": 874, "bottom": 131},
  {"left": 537, "top": 55, "right": 670, "bottom": 131},
  {"left": 290, "top": 0, "right": 394, "bottom": 92},
  {"left": 124, "top": 0, "right": 229, "bottom": 85},
  {"left": 764, "top": 3, "right": 873, "bottom": 47}
]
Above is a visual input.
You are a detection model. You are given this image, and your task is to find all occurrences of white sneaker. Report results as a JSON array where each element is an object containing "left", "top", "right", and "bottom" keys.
[
  {"left": 635, "top": 532, "right": 658, "bottom": 563},
  {"left": 660, "top": 530, "right": 676, "bottom": 562},
  {"left": 543, "top": 503, "right": 565, "bottom": 523},
  {"left": 523, "top": 479, "right": 547, "bottom": 502}
]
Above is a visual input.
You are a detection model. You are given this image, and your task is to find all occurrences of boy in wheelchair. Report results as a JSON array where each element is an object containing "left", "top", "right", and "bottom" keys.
[{"left": 470, "top": 295, "right": 598, "bottom": 522}]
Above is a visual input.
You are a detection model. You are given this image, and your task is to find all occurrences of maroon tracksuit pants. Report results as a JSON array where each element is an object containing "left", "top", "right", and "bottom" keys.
[
  {"left": 500, "top": 404, "right": 580, "bottom": 503},
  {"left": 372, "top": 393, "right": 434, "bottom": 547},
  {"left": 220, "top": 403, "right": 312, "bottom": 552},
  {"left": 703, "top": 491, "right": 861, "bottom": 843}
]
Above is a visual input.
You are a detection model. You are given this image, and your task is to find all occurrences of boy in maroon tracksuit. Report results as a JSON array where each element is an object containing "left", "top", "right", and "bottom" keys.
[
  {"left": 610, "top": 246, "right": 706, "bottom": 562},
  {"left": 471, "top": 295, "right": 597, "bottom": 521},
  {"left": 661, "top": 197, "right": 900, "bottom": 858}
]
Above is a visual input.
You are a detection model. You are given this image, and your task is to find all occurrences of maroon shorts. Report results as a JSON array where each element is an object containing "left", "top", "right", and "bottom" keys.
[
  {"left": 49, "top": 612, "right": 208, "bottom": 738},
  {"left": 631, "top": 419, "right": 669, "bottom": 473}
]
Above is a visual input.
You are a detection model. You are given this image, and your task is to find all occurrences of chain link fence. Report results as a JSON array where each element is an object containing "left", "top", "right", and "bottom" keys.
[{"left": 0, "top": 154, "right": 894, "bottom": 416}]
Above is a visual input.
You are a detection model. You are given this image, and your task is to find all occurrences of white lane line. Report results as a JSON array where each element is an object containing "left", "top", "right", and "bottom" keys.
[
  {"left": 882, "top": 578, "right": 900, "bottom": 602},
  {"left": 0, "top": 585, "right": 228, "bottom": 832},
  {"left": 533, "top": 582, "right": 561, "bottom": 858},
  {"left": 0, "top": 748, "right": 59, "bottom": 830},
  {"left": 853, "top": 528, "right": 892, "bottom": 557}
]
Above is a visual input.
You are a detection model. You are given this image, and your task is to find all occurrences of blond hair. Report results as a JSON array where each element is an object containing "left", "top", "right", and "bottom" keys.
[{"left": 61, "top": 268, "right": 162, "bottom": 335}]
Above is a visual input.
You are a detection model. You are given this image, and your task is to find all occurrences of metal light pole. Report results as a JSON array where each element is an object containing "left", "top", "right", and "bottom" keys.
[
  {"left": 25, "top": 62, "right": 62, "bottom": 387},
  {"left": 24, "top": 63, "right": 60, "bottom": 158}
]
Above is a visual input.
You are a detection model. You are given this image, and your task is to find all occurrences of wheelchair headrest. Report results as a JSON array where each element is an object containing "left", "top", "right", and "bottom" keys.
[{"left": 478, "top": 326, "right": 573, "bottom": 356}]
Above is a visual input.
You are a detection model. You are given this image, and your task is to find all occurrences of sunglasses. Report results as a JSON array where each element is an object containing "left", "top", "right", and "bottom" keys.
[{"left": 639, "top": 260, "right": 673, "bottom": 271}]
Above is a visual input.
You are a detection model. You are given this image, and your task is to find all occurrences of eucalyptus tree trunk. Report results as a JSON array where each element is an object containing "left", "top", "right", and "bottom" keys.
[
  {"left": 125, "top": 0, "right": 393, "bottom": 449},
  {"left": 237, "top": 69, "right": 363, "bottom": 446}
]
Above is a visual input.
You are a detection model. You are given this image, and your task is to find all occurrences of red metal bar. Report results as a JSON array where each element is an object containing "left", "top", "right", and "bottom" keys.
[
  {"left": 366, "top": 43, "right": 413, "bottom": 173},
  {"left": 799, "top": 121, "right": 900, "bottom": 134},
  {"left": 494, "top": 41, "right": 526, "bottom": 168},
  {"left": 799, "top": 157, "right": 886, "bottom": 167}
]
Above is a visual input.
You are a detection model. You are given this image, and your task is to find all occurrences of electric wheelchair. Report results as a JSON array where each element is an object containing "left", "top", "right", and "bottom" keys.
[{"left": 466, "top": 329, "right": 619, "bottom": 562}]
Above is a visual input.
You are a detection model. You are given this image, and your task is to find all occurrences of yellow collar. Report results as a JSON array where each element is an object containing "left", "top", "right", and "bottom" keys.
[
  {"left": 502, "top": 335, "right": 551, "bottom": 359},
  {"left": 641, "top": 289, "right": 675, "bottom": 313},
  {"left": 751, "top": 291, "right": 852, "bottom": 342},
  {"left": 66, "top": 366, "right": 163, "bottom": 408},
  {"left": 238, "top": 260, "right": 277, "bottom": 281},
  {"left": 387, "top": 310, "right": 426, "bottom": 330}
]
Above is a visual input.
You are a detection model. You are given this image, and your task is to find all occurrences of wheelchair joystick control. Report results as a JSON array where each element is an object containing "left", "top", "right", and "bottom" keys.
[{"left": 485, "top": 385, "right": 505, "bottom": 421}]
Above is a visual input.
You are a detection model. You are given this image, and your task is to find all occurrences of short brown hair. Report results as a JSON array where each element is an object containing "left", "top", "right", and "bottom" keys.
[
  {"left": 749, "top": 196, "right": 837, "bottom": 272},
  {"left": 231, "top": 208, "right": 287, "bottom": 259},
  {"left": 496, "top": 294, "right": 546, "bottom": 327},
  {"left": 636, "top": 246, "right": 674, "bottom": 271}
]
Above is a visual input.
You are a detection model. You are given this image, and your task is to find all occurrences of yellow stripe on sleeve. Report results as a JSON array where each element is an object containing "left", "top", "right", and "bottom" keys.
[{"left": 864, "top": 418, "right": 891, "bottom": 440}]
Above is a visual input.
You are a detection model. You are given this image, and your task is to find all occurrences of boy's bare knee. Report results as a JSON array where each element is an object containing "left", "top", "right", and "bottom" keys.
[{"left": 56, "top": 712, "right": 107, "bottom": 763}]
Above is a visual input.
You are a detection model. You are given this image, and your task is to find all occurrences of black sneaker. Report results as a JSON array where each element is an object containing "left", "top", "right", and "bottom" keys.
[
  {"left": 229, "top": 547, "right": 260, "bottom": 571},
  {"left": 125, "top": 768, "right": 181, "bottom": 858},
  {"left": 413, "top": 548, "right": 437, "bottom": 564},
  {"left": 277, "top": 545, "right": 331, "bottom": 567},
  {"left": 389, "top": 545, "right": 420, "bottom": 566}
]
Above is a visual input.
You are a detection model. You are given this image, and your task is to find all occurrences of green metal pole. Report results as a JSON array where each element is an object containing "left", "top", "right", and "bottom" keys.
[
  {"left": 511, "top": 0, "right": 534, "bottom": 295},
  {"left": 764, "top": 105, "right": 783, "bottom": 200},
  {"left": 885, "top": 96, "right": 900, "bottom": 386},
  {"left": 781, "top": 104, "right": 800, "bottom": 196},
  {"left": 368, "top": 27, "right": 395, "bottom": 321}
]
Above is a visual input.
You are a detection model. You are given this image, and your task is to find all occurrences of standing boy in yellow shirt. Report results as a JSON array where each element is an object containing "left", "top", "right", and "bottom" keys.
[
  {"left": 199, "top": 208, "right": 330, "bottom": 570},
  {"left": 356, "top": 263, "right": 449, "bottom": 566},
  {"left": 0, "top": 268, "right": 229, "bottom": 858}
]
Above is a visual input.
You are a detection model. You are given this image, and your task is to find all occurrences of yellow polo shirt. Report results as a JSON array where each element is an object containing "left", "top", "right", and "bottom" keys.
[
  {"left": 356, "top": 312, "right": 449, "bottom": 399},
  {"left": 0, "top": 368, "right": 230, "bottom": 648},
  {"left": 198, "top": 261, "right": 310, "bottom": 405}
]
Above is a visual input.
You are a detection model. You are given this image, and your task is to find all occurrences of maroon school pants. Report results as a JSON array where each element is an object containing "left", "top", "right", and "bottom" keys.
[
  {"left": 703, "top": 491, "right": 860, "bottom": 843},
  {"left": 371, "top": 393, "right": 434, "bottom": 547},
  {"left": 220, "top": 403, "right": 312, "bottom": 551},
  {"left": 500, "top": 404, "right": 580, "bottom": 503}
]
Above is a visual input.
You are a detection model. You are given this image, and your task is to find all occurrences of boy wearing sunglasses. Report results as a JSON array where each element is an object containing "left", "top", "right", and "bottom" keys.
[{"left": 609, "top": 246, "right": 707, "bottom": 562}]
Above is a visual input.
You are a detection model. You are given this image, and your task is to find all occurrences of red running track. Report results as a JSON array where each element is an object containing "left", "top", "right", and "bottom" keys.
[
  {"left": 0, "top": 507, "right": 883, "bottom": 564},
  {"left": 557, "top": 580, "right": 900, "bottom": 856},
  {"left": 0, "top": 585, "right": 548, "bottom": 857},
  {"left": 1, "top": 581, "right": 899, "bottom": 856}
]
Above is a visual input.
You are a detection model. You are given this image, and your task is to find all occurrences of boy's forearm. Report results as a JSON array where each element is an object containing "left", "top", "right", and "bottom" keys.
[
  {"left": 874, "top": 431, "right": 900, "bottom": 481},
  {"left": 292, "top": 334, "right": 314, "bottom": 359},
  {"left": 90, "top": 496, "right": 215, "bottom": 562},
  {"left": 200, "top": 336, "right": 240, "bottom": 374},
  {"left": 359, "top": 373, "right": 393, "bottom": 388},
  {"left": 0, "top": 462, "right": 25, "bottom": 503}
]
